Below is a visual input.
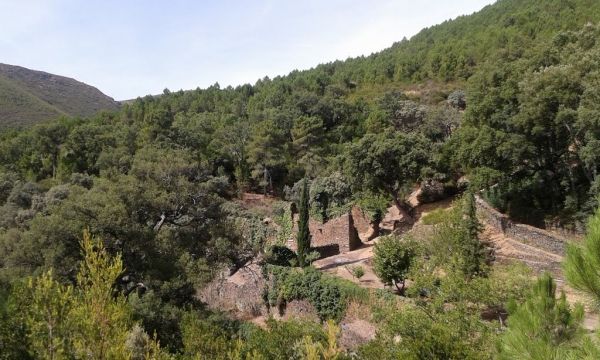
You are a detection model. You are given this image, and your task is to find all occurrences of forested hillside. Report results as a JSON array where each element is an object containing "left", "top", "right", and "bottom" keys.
[
  {"left": 2, "top": 0, "right": 600, "bottom": 358},
  {"left": 0, "top": 63, "right": 120, "bottom": 128}
]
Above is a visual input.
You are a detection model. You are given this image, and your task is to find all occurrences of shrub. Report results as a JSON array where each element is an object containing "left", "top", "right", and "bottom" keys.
[
  {"left": 347, "top": 265, "right": 365, "bottom": 280},
  {"left": 447, "top": 89, "right": 466, "bottom": 109},
  {"left": 373, "top": 236, "right": 418, "bottom": 294},
  {"left": 497, "top": 274, "right": 585, "bottom": 359},
  {"left": 264, "top": 265, "right": 368, "bottom": 321}
]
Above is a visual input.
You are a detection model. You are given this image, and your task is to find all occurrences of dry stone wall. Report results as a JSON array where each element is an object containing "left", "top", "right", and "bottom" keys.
[
  {"left": 475, "top": 196, "right": 568, "bottom": 256},
  {"left": 351, "top": 206, "right": 372, "bottom": 236},
  {"left": 288, "top": 211, "right": 364, "bottom": 256}
]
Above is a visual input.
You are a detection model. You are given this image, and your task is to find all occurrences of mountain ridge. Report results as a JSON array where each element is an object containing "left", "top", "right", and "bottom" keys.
[{"left": 0, "top": 63, "right": 120, "bottom": 128}]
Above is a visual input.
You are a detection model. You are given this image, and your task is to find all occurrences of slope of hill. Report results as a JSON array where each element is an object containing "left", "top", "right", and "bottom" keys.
[
  {"left": 0, "top": 63, "right": 120, "bottom": 128},
  {"left": 2, "top": 0, "right": 600, "bottom": 357}
]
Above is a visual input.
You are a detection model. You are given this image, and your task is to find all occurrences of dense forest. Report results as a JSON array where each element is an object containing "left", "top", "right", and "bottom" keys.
[{"left": 3, "top": 0, "right": 600, "bottom": 358}]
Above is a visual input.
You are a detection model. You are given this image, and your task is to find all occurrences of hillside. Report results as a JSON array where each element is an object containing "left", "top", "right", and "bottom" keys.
[
  {"left": 2, "top": 0, "right": 600, "bottom": 358},
  {"left": 0, "top": 63, "right": 120, "bottom": 128},
  {"left": 260, "top": 0, "right": 600, "bottom": 102}
]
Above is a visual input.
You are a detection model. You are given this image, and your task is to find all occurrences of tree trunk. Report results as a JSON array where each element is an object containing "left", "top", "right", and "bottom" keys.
[
  {"left": 395, "top": 279, "right": 406, "bottom": 296},
  {"left": 393, "top": 197, "right": 415, "bottom": 224}
]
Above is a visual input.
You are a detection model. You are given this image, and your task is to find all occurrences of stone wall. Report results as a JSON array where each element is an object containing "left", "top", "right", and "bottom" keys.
[
  {"left": 289, "top": 212, "right": 363, "bottom": 256},
  {"left": 351, "top": 206, "right": 372, "bottom": 236},
  {"left": 475, "top": 196, "right": 568, "bottom": 256}
]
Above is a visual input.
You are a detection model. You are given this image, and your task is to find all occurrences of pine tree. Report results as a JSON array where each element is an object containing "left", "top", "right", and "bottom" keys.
[
  {"left": 564, "top": 207, "right": 600, "bottom": 309},
  {"left": 21, "top": 230, "right": 169, "bottom": 359},
  {"left": 296, "top": 178, "right": 311, "bottom": 267},
  {"left": 497, "top": 273, "right": 585, "bottom": 360},
  {"left": 70, "top": 229, "right": 132, "bottom": 359},
  {"left": 25, "top": 271, "right": 75, "bottom": 359}
]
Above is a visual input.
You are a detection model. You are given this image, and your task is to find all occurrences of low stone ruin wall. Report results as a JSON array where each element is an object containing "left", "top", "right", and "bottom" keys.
[
  {"left": 289, "top": 212, "right": 363, "bottom": 256},
  {"left": 351, "top": 206, "right": 372, "bottom": 236},
  {"left": 475, "top": 196, "right": 568, "bottom": 256}
]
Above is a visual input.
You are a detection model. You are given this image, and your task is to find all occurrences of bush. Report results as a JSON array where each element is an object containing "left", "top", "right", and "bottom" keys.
[
  {"left": 498, "top": 274, "right": 585, "bottom": 359},
  {"left": 360, "top": 304, "right": 493, "bottom": 360},
  {"left": 373, "top": 236, "right": 418, "bottom": 294},
  {"left": 355, "top": 193, "right": 389, "bottom": 223},
  {"left": 348, "top": 265, "right": 365, "bottom": 280},
  {"left": 264, "top": 265, "right": 368, "bottom": 321},
  {"left": 447, "top": 89, "right": 466, "bottom": 109}
]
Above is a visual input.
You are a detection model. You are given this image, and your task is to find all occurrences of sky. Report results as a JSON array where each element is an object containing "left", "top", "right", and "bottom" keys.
[{"left": 0, "top": 0, "right": 495, "bottom": 100}]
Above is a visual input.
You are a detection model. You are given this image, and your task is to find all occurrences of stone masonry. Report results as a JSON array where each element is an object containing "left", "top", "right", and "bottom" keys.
[
  {"left": 475, "top": 195, "right": 568, "bottom": 256},
  {"left": 288, "top": 211, "right": 364, "bottom": 257}
]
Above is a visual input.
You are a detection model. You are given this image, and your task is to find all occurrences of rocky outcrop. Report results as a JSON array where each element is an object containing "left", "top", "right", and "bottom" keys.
[{"left": 199, "top": 263, "right": 266, "bottom": 319}]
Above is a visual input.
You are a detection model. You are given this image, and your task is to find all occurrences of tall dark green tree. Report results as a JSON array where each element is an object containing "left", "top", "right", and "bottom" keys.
[
  {"left": 296, "top": 178, "right": 311, "bottom": 267},
  {"left": 460, "top": 190, "right": 486, "bottom": 278}
]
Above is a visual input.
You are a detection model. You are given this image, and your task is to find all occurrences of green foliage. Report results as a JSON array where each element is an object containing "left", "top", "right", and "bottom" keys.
[
  {"left": 299, "top": 320, "right": 343, "bottom": 360},
  {"left": 0, "top": 285, "right": 31, "bottom": 359},
  {"left": 25, "top": 271, "right": 75, "bottom": 358},
  {"left": 461, "top": 191, "right": 487, "bottom": 277},
  {"left": 3, "top": 1, "right": 600, "bottom": 356},
  {"left": 264, "top": 265, "right": 367, "bottom": 321},
  {"left": 240, "top": 319, "right": 330, "bottom": 360},
  {"left": 264, "top": 245, "right": 297, "bottom": 267},
  {"left": 296, "top": 178, "right": 311, "bottom": 267},
  {"left": 564, "top": 206, "right": 600, "bottom": 309},
  {"left": 373, "top": 236, "right": 417, "bottom": 294},
  {"left": 455, "top": 22, "right": 600, "bottom": 225},
  {"left": 179, "top": 312, "right": 343, "bottom": 360},
  {"left": 343, "top": 132, "right": 429, "bottom": 213},
  {"left": 497, "top": 274, "right": 586, "bottom": 360},
  {"left": 361, "top": 303, "right": 495, "bottom": 360},
  {"left": 272, "top": 201, "right": 293, "bottom": 246},
  {"left": 426, "top": 194, "right": 488, "bottom": 278},
  {"left": 420, "top": 207, "right": 450, "bottom": 225},
  {"left": 180, "top": 311, "right": 236, "bottom": 359},
  {"left": 8, "top": 230, "right": 169, "bottom": 359},
  {"left": 354, "top": 192, "right": 388, "bottom": 223},
  {"left": 347, "top": 265, "right": 365, "bottom": 280}
]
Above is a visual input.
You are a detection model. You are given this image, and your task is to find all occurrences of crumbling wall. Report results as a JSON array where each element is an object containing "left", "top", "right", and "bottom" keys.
[
  {"left": 288, "top": 212, "right": 362, "bottom": 256},
  {"left": 475, "top": 196, "right": 568, "bottom": 256},
  {"left": 351, "top": 206, "right": 372, "bottom": 236}
]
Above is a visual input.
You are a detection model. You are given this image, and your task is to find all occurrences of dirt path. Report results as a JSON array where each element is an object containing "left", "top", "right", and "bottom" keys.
[
  {"left": 317, "top": 193, "right": 600, "bottom": 330},
  {"left": 313, "top": 241, "right": 385, "bottom": 288},
  {"left": 482, "top": 223, "right": 599, "bottom": 330}
]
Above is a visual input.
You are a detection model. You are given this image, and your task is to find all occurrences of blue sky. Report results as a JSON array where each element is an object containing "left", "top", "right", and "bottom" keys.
[{"left": 1, "top": 0, "right": 495, "bottom": 100}]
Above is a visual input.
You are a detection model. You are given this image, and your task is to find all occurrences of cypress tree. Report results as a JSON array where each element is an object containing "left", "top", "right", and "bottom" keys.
[
  {"left": 296, "top": 178, "right": 311, "bottom": 267},
  {"left": 461, "top": 190, "right": 486, "bottom": 277}
]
